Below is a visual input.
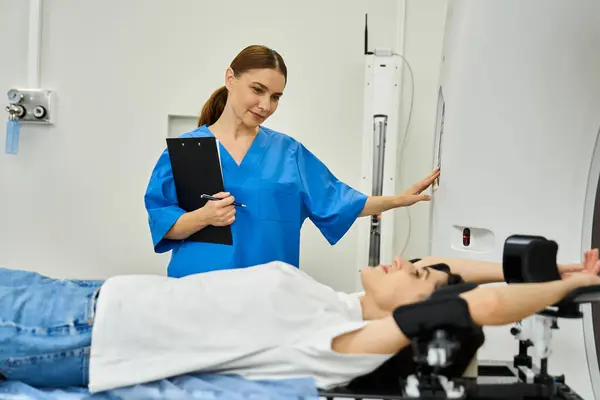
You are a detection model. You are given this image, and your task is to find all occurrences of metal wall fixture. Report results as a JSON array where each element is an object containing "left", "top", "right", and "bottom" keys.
[{"left": 5, "top": 88, "right": 53, "bottom": 154}]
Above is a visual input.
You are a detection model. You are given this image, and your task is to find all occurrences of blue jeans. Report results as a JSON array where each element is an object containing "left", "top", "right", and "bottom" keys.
[{"left": 0, "top": 268, "right": 104, "bottom": 388}]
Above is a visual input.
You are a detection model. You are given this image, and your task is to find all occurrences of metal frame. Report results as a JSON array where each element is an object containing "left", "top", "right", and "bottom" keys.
[
  {"left": 582, "top": 126, "right": 600, "bottom": 400},
  {"left": 428, "top": 86, "right": 445, "bottom": 255},
  {"left": 318, "top": 360, "right": 583, "bottom": 399}
]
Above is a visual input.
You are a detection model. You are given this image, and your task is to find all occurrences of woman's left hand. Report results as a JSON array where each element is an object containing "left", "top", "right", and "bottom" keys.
[
  {"left": 559, "top": 248, "right": 600, "bottom": 278},
  {"left": 396, "top": 168, "right": 440, "bottom": 207}
]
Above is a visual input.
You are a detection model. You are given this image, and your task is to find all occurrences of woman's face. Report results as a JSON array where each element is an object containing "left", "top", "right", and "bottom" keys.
[
  {"left": 361, "top": 260, "right": 437, "bottom": 312},
  {"left": 225, "top": 67, "right": 285, "bottom": 128}
]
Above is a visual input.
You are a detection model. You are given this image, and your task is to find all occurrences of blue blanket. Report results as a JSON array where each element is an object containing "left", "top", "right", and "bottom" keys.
[{"left": 0, "top": 374, "right": 320, "bottom": 399}]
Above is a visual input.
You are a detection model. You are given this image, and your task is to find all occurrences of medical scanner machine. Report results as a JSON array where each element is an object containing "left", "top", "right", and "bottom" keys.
[
  {"left": 427, "top": 1, "right": 600, "bottom": 399},
  {"left": 345, "top": 0, "right": 600, "bottom": 398}
]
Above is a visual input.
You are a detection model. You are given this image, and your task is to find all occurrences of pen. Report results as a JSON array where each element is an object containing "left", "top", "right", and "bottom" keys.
[{"left": 201, "top": 194, "right": 246, "bottom": 208}]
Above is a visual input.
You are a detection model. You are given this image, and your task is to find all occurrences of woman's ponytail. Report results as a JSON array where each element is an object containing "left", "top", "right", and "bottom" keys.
[{"left": 197, "top": 86, "right": 228, "bottom": 127}]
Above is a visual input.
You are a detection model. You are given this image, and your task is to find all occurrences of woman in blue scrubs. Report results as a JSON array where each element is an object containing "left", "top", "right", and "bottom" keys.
[{"left": 144, "top": 45, "right": 440, "bottom": 277}]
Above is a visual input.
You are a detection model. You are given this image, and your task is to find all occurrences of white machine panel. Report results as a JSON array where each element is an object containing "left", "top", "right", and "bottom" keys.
[
  {"left": 430, "top": 1, "right": 600, "bottom": 399},
  {"left": 356, "top": 53, "right": 403, "bottom": 290}
]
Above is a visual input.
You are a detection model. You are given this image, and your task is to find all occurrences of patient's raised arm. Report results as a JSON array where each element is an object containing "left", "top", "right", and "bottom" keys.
[
  {"left": 413, "top": 247, "right": 599, "bottom": 286},
  {"left": 332, "top": 317, "right": 411, "bottom": 355},
  {"left": 332, "top": 275, "right": 600, "bottom": 356},
  {"left": 458, "top": 276, "right": 594, "bottom": 326},
  {"left": 414, "top": 256, "right": 504, "bottom": 284}
]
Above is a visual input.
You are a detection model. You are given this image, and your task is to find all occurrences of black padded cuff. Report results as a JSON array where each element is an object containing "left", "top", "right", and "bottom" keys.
[{"left": 393, "top": 297, "right": 476, "bottom": 339}]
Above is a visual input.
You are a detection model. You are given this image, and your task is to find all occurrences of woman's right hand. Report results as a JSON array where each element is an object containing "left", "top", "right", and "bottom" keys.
[
  {"left": 563, "top": 250, "right": 600, "bottom": 288},
  {"left": 560, "top": 249, "right": 600, "bottom": 290},
  {"left": 197, "top": 192, "right": 236, "bottom": 226}
]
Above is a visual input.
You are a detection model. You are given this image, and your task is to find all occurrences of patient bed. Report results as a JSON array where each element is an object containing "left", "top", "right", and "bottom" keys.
[
  {"left": 1, "top": 235, "right": 597, "bottom": 399},
  {"left": 0, "top": 373, "right": 320, "bottom": 399}
]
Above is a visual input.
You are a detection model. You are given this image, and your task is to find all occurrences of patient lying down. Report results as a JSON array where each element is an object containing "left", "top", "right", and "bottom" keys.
[{"left": 0, "top": 250, "right": 599, "bottom": 394}]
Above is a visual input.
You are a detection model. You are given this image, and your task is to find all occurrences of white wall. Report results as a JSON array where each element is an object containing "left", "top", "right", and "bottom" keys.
[{"left": 0, "top": 0, "right": 447, "bottom": 292}]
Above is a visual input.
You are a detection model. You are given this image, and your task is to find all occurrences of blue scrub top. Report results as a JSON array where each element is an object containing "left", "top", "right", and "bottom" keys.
[{"left": 144, "top": 125, "right": 368, "bottom": 277}]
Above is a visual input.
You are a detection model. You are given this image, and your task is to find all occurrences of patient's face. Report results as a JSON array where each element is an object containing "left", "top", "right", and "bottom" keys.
[{"left": 360, "top": 261, "right": 436, "bottom": 312}]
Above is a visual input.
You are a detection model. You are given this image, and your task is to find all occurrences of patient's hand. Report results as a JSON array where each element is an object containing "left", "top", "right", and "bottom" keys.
[
  {"left": 559, "top": 249, "right": 600, "bottom": 278},
  {"left": 563, "top": 268, "right": 600, "bottom": 288}
]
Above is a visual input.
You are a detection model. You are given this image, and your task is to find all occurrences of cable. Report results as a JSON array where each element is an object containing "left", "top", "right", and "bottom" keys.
[{"left": 392, "top": 52, "right": 416, "bottom": 257}]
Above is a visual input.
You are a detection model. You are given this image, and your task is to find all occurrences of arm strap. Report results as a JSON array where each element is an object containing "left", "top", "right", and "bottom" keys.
[{"left": 393, "top": 296, "right": 477, "bottom": 339}]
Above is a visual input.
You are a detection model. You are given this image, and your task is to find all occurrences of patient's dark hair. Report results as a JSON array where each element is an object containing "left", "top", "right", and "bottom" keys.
[
  {"left": 197, "top": 45, "right": 288, "bottom": 127},
  {"left": 411, "top": 260, "right": 465, "bottom": 287},
  {"left": 447, "top": 273, "right": 465, "bottom": 285}
]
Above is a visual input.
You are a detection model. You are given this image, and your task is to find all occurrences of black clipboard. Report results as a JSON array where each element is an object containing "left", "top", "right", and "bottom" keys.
[{"left": 166, "top": 137, "right": 233, "bottom": 246}]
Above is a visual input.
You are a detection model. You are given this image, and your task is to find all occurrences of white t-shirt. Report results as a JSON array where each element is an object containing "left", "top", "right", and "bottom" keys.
[{"left": 88, "top": 261, "right": 393, "bottom": 393}]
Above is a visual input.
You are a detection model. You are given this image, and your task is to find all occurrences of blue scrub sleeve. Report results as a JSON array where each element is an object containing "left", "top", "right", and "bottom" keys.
[
  {"left": 144, "top": 149, "right": 186, "bottom": 253},
  {"left": 296, "top": 144, "right": 368, "bottom": 245}
]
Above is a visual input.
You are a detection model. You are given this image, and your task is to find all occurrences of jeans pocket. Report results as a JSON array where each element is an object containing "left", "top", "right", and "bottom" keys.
[{"left": 3, "top": 347, "right": 90, "bottom": 388}]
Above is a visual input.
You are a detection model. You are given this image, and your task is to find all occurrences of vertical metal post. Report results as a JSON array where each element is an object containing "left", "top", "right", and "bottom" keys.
[{"left": 369, "top": 114, "right": 388, "bottom": 266}]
